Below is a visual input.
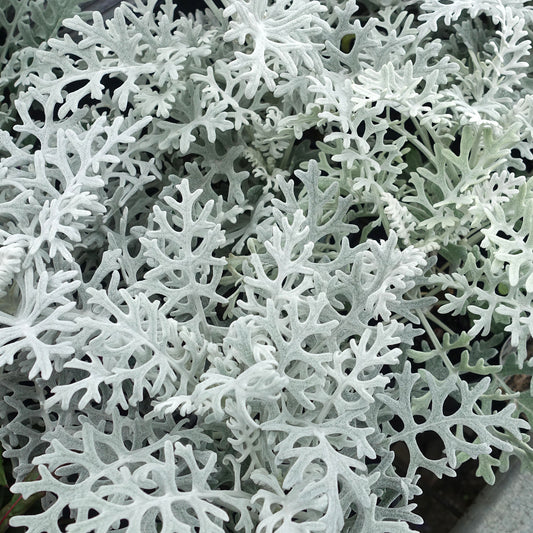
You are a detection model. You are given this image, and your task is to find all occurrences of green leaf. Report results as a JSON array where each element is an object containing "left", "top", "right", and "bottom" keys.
[{"left": 0, "top": 449, "right": 7, "bottom": 488}]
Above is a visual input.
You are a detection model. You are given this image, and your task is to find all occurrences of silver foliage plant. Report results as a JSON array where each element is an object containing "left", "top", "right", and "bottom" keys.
[{"left": 0, "top": 0, "right": 532, "bottom": 531}]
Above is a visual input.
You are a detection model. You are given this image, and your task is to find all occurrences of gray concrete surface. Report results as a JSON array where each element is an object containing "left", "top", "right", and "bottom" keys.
[{"left": 451, "top": 457, "right": 533, "bottom": 533}]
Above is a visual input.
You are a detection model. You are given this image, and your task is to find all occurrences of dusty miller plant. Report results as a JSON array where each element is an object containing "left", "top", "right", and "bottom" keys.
[{"left": 0, "top": 0, "right": 532, "bottom": 531}]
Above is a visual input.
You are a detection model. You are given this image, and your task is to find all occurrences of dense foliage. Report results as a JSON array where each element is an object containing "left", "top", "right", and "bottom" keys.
[{"left": 0, "top": 0, "right": 532, "bottom": 531}]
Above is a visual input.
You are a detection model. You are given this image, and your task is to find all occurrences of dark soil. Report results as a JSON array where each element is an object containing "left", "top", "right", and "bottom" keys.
[
  {"left": 391, "top": 437, "right": 488, "bottom": 532},
  {"left": 399, "top": 345, "right": 532, "bottom": 533},
  {"left": 411, "top": 455, "right": 488, "bottom": 532}
]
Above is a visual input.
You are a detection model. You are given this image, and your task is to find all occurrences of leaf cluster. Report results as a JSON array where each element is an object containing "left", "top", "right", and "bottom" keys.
[{"left": 0, "top": 1, "right": 532, "bottom": 532}]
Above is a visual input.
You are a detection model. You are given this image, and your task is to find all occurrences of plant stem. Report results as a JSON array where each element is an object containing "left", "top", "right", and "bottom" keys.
[
  {"left": 0, "top": 495, "right": 23, "bottom": 532},
  {"left": 0, "top": 468, "right": 43, "bottom": 533},
  {"left": 416, "top": 309, "right": 456, "bottom": 374},
  {"left": 424, "top": 310, "right": 456, "bottom": 336}
]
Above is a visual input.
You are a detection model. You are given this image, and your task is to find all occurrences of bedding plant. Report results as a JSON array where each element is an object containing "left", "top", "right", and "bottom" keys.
[{"left": 0, "top": 0, "right": 532, "bottom": 531}]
